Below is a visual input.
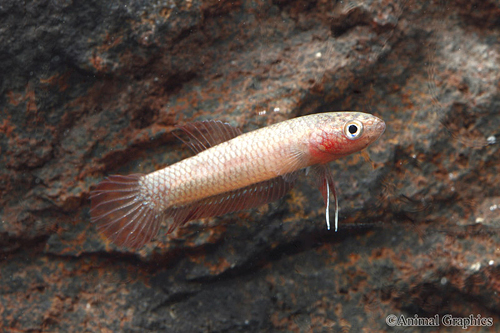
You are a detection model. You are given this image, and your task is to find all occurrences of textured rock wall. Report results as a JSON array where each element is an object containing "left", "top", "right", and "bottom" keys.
[{"left": 0, "top": 0, "right": 499, "bottom": 331}]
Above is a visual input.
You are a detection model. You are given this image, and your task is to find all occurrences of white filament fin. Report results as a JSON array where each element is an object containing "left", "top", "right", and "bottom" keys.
[
  {"left": 326, "top": 181, "right": 330, "bottom": 230},
  {"left": 311, "top": 164, "right": 339, "bottom": 232},
  {"left": 325, "top": 175, "right": 339, "bottom": 232},
  {"left": 334, "top": 187, "right": 339, "bottom": 232}
]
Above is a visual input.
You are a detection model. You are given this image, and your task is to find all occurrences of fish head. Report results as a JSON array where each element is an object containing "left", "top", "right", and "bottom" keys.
[{"left": 309, "top": 111, "right": 386, "bottom": 163}]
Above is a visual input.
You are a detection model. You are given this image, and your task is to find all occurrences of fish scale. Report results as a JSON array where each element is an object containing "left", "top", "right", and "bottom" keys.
[{"left": 90, "top": 112, "right": 386, "bottom": 248}]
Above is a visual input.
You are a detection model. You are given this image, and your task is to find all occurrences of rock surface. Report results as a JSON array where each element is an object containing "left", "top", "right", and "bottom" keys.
[{"left": 1, "top": 0, "right": 499, "bottom": 331}]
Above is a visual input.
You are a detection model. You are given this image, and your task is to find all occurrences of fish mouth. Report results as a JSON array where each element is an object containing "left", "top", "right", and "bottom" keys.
[
  {"left": 375, "top": 118, "right": 386, "bottom": 135},
  {"left": 366, "top": 116, "right": 386, "bottom": 142}
]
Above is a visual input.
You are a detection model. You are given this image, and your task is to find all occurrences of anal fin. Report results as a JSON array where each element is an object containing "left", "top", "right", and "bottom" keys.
[{"left": 166, "top": 171, "right": 300, "bottom": 232}]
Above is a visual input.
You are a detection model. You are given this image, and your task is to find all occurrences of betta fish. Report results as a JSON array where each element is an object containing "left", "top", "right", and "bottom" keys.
[{"left": 90, "top": 112, "right": 386, "bottom": 248}]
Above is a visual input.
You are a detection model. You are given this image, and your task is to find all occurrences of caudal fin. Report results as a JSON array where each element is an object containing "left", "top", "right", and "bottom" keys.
[{"left": 90, "top": 174, "right": 162, "bottom": 248}]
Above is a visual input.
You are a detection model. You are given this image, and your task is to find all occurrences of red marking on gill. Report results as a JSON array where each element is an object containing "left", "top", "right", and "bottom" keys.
[{"left": 309, "top": 135, "right": 345, "bottom": 164}]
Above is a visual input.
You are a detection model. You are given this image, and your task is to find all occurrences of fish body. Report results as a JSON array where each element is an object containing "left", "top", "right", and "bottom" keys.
[{"left": 91, "top": 112, "right": 385, "bottom": 248}]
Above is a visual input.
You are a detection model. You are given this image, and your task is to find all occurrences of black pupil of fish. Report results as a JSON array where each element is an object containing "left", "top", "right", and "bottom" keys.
[{"left": 348, "top": 124, "right": 358, "bottom": 135}]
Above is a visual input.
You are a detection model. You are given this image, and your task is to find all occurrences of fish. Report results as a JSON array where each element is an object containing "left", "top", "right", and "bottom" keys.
[{"left": 90, "top": 112, "right": 386, "bottom": 248}]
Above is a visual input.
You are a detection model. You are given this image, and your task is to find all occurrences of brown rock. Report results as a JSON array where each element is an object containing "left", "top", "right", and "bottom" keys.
[{"left": 0, "top": 0, "right": 499, "bottom": 331}]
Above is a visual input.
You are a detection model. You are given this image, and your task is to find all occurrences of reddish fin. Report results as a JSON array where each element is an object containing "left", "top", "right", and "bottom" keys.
[
  {"left": 90, "top": 174, "right": 162, "bottom": 248},
  {"left": 173, "top": 120, "right": 242, "bottom": 154},
  {"left": 165, "top": 172, "right": 299, "bottom": 232},
  {"left": 311, "top": 165, "right": 339, "bottom": 231}
]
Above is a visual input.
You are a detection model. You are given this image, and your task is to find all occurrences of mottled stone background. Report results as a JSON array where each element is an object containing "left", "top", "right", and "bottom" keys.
[{"left": 1, "top": 0, "right": 499, "bottom": 331}]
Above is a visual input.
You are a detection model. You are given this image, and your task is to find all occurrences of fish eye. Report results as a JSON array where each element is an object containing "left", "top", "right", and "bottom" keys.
[{"left": 344, "top": 120, "right": 363, "bottom": 140}]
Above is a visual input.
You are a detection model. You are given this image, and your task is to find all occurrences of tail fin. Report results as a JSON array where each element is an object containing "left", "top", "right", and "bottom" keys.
[{"left": 90, "top": 174, "right": 162, "bottom": 249}]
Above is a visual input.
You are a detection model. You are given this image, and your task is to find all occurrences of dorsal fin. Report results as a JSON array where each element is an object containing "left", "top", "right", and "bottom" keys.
[
  {"left": 164, "top": 171, "right": 300, "bottom": 232},
  {"left": 173, "top": 120, "right": 242, "bottom": 154}
]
